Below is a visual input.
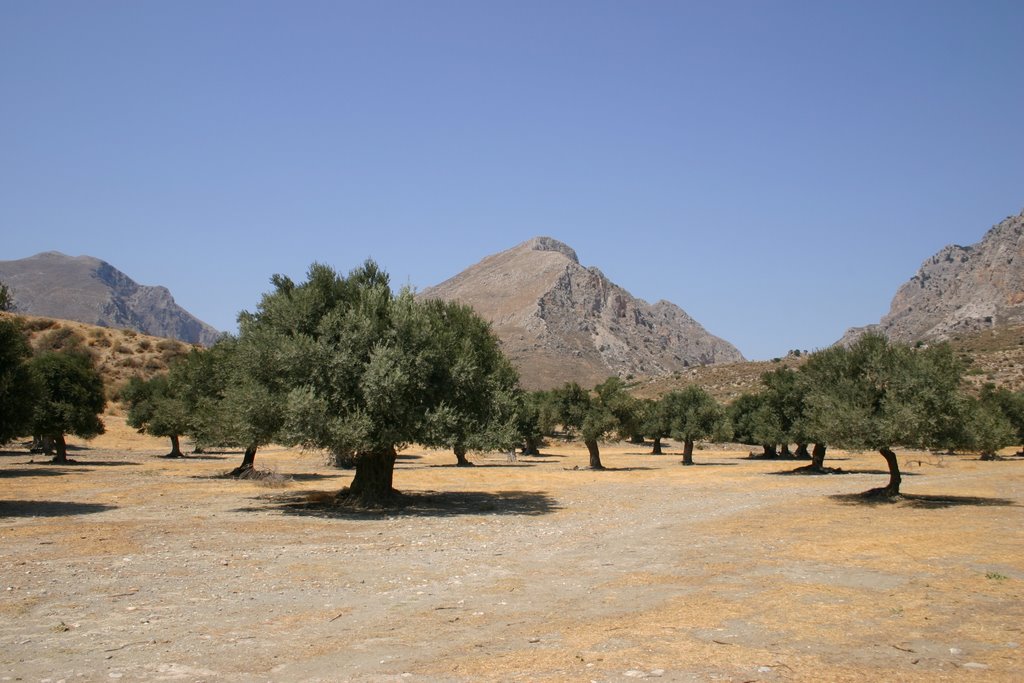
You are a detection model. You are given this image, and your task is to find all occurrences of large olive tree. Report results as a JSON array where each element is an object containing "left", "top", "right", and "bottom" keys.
[{"left": 800, "top": 334, "right": 966, "bottom": 497}]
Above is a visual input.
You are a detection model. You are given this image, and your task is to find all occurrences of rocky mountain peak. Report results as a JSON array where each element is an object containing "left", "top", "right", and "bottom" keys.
[
  {"left": 0, "top": 252, "right": 221, "bottom": 346},
  {"left": 839, "top": 209, "right": 1024, "bottom": 345},
  {"left": 520, "top": 236, "right": 579, "bottom": 263},
  {"left": 421, "top": 239, "right": 743, "bottom": 389}
]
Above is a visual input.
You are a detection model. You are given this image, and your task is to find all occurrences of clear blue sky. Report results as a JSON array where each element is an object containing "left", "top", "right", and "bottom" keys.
[{"left": 2, "top": 1, "right": 1022, "bottom": 360}]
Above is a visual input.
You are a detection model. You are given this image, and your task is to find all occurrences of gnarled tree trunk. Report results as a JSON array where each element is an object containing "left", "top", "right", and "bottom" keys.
[
  {"left": 794, "top": 443, "right": 810, "bottom": 459},
  {"left": 453, "top": 444, "right": 473, "bottom": 467},
  {"left": 779, "top": 443, "right": 792, "bottom": 457},
  {"left": 811, "top": 443, "right": 827, "bottom": 470},
  {"left": 867, "top": 447, "right": 902, "bottom": 497},
  {"left": 344, "top": 447, "right": 398, "bottom": 506},
  {"left": 681, "top": 439, "right": 694, "bottom": 466},
  {"left": 51, "top": 434, "right": 68, "bottom": 464},
  {"left": 227, "top": 445, "right": 257, "bottom": 477},
  {"left": 163, "top": 434, "right": 184, "bottom": 458},
  {"left": 651, "top": 437, "right": 663, "bottom": 455},
  {"left": 522, "top": 437, "right": 541, "bottom": 456},
  {"left": 585, "top": 439, "right": 604, "bottom": 470}
]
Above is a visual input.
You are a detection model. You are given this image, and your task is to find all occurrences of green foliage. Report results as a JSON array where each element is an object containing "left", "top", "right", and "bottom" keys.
[
  {"left": 662, "top": 385, "right": 728, "bottom": 444},
  {"left": 594, "top": 377, "right": 643, "bottom": 441},
  {"left": 121, "top": 374, "right": 189, "bottom": 442},
  {"left": 728, "top": 391, "right": 784, "bottom": 447},
  {"left": 964, "top": 384, "right": 1021, "bottom": 456},
  {"left": 170, "top": 341, "right": 242, "bottom": 449},
  {"left": 800, "top": 334, "right": 966, "bottom": 452},
  {"left": 415, "top": 299, "right": 522, "bottom": 456},
  {"left": 29, "top": 351, "right": 106, "bottom": 443},
  {"left": 0, "top": 317, "right": 37, "bottom": 443},
  {"left": 547, "top": 382, "right": 617, "bottom": 443},
  {"left": 637, "top": 398, "right": 671, "bottom": 445}
]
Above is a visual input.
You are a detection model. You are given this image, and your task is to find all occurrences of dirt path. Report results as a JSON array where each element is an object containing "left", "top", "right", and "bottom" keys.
[{"left": 2, "top": 420, "right": 1022, "bottom": 681}]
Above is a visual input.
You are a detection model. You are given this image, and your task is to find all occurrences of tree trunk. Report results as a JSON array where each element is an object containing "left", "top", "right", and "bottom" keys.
[
  {"left": 522, "top": 437, "right": 541, "bottom": 456},
  {"left": 811, "top": 443, "right": 827, "bottom": 470},
  {"left": 779, "top": 443, "right": 792, "bottom": 457},
  {"left": 227, "top": 445, "right": 257, "bottom": 477},
  {"left": 344, "top": 447, "right": 398, "bottom": 506},
  {"left": 163, "top": 434, "right": 184, "bottom": 458},
  {"left": 681, "top": 439, "right": 694, "bottom": 466},
  {"left": 868, "top": 447, "right": 902, "bottom": 497},
  {"left": 50, "top": 434, "right": 68, "bottom": 464},
  {"left": 585, "top": 439, "right": 604, "bottom": 470},
  {"left": 651, "top": 437, "right": 663, "bottom": 455},
  {"left": 629, "top": 434, "right": 645, "bottom": 445},
  {"left": 763, "top": 444, "right": 777, "bottom": 458},
  {"left": 794, "top": 443, "right": 810, "bottom": 459},
  {"left": 454, "top": 444, "right": 473, "bottom": 467}
]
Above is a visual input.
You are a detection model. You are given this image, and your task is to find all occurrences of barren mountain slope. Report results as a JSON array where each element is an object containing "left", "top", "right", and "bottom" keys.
[
  {"left": 841, "top": 209, "right": 1024, "bottom": 345},
  {"left": 421, "top": 237, "right": 743, "bottom": 389},
  {"left": 0, "top": 251, "right": 220, "bottom": 346}
]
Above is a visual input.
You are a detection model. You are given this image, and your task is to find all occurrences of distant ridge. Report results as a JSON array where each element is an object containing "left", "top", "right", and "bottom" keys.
[
  {"left": 839, "top": 209, "right": 1024, "bottom": 346},
  {"left": 0, "top": 251, "right": 220, "bottom": 346},
  {"left": 420, "top": 237, "right": 744, "bottom": 389}
]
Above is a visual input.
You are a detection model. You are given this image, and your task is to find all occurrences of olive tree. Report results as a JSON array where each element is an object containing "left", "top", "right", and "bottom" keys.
[
  {"left": 416, "top": 299, "right": 522, "bottom": 466},
  {"left": 728, "top": 391, "right": 784, "bottom": 458},
  {"left": 662, "top": 385, "right": 727, "bottom": 465},
  {"left": 0, "top": 316, "right": 36, "bottom": 444},
  {"left": 800, "top": 334, "right": 966, "bottom": 497},
  {"left": 121, "top": 374, "right": 189, "bottom": 458},
  {"left": 547, "top": 382, "right": 618, "bottom": 470},
  {"left": 29, "top": 351, "right": 106, "bottom": 463},
  {"left": 236, "top": 260, "right": 520, "bottom": 504}
]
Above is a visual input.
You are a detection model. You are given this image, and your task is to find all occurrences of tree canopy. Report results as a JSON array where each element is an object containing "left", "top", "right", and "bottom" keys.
[
  {"left": 29, "top": 351, "right": 106, "bottom": 463},
  {"left": 0, "top": 316, "right": 36, "bottom": 444},
  {"left": 121, "top": 374, "right": 190, "bottom": 458},
  {"left": 800, "top": 334, "right": 965, "bottom": 496}
]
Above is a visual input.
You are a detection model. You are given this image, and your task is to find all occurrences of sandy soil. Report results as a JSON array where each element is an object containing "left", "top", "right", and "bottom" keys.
[{"left": 2, "top": 417, "right": 1022, "bottom": 682}]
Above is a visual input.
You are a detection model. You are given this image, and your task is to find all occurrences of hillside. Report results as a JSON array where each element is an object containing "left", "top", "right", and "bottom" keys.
[
  {"left": 840, "top": 209, "right": 1024, "bottom": 346},
  {"left": 3, "top": 313, "right": 194, "bottom": 403},
  {"left": 0, "top": 251, "right": 220, "bottom": 346},
  {"left": 635, "top": 324, "right": 1024, "bottom": 403},
  {"left": 420, "top": 237, "right": 743, "bottom": 389}
]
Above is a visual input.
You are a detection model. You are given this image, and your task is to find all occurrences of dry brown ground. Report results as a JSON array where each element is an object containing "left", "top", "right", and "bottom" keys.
[{"left": 2, "top": 419, "right": 1022, "bottom": 682}]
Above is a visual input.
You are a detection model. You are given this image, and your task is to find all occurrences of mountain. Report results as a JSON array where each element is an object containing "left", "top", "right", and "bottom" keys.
[
  {"left": 839, "top": 210, "right": 1024, "bottom": 346},
  {"left": 420, "top": 237, "right": 744, "bottom": 389},
  {"left": 0, "top": 251, "right": 220, "bottom": 346}
]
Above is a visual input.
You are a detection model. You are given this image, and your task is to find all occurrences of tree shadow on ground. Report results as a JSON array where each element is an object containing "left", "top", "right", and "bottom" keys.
[
  {"left": 0, "top": 500, "right": 117, "bottom": 517},
  {"left": 0, "top": 467, "right": 74, "bottom": 478},
  {"left": 395, "top": 453, "right": 422, "bottom": 460},
  {"left": 170, "top": 454, "right": 230, "bottom": 461},
  {"left": 42, "top": 460, "right": 140, "bottom": 467},
  {"left": 563, "top": 466, "right": 656, "bottom": 472},
  {"left": 831, "top": 492, "right": 1018, "bottom": 509},
  {"left": 773, "top": 468, "right": 921, "bottom": 477},
  {"left": 239, "top": 489, "right": 561, "bottom": 518},
  {"left": 428, "top": 461, "right": 545, "bottom": 469},
  {"left": 288, "top": 473, "right": 341, "bottom": 482}
]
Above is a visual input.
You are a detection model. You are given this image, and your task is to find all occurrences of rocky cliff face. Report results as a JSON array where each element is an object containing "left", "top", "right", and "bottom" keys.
[
  {"left": 420, "top": 237, "right": 744, "bottom": 389},
  {"left": 839, "top": 210, "right": 1024, "bottom": 345},
  {"left": 0, "top": 251, "right": 221, "bottom": 346}
]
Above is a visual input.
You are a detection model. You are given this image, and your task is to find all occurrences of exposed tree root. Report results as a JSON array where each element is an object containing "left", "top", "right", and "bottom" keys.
[{"left": 860, "top": 486, "right": 902, "bottom": 500}]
